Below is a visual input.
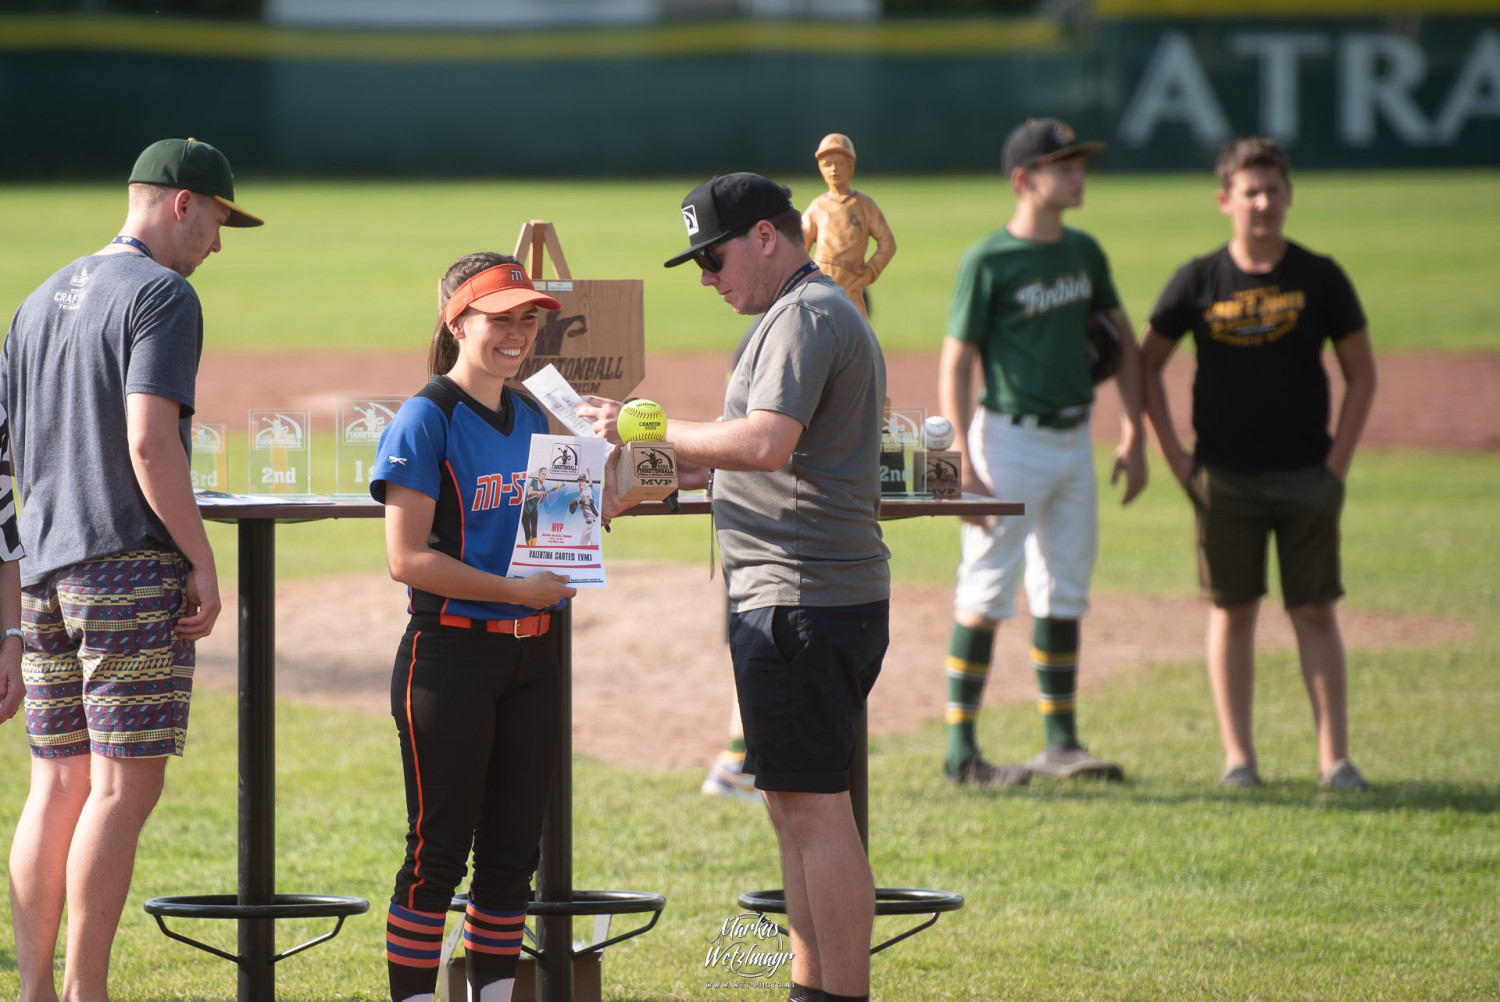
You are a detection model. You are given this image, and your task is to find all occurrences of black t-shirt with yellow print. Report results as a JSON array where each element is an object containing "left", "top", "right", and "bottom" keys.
[{"left": 1149, "top": 240, "right": 1366, "bottom": 472}]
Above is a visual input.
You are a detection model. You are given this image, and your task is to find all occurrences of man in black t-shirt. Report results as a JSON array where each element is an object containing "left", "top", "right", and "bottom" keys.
[{"left": 1140, "top": 137, "right": 1377, "bottom": 791}]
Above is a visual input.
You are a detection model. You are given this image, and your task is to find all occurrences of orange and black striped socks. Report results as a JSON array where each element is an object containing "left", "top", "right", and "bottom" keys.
[
  {"left": 1033, "top": 617, "right": 1079, "bottom": 747},
  {"left": 464, "top": 900, "right": 526, "bottom": 1001},
  {"left": 386, "top": 903, "right": 445, "bottom": 1002},
  {"left": 945, "top": 623, "right": 994, "bottom": 769}
]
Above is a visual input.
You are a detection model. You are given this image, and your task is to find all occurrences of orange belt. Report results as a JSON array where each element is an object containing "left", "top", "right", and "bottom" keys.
[{"left": 438, "top": 612, "right": 551, "bottom": 637}]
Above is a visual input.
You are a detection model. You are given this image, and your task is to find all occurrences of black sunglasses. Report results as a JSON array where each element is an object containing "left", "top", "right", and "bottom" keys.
[
  {"left": 690, "top": 227, "right": 752, "bottom": 273},
  {"left": 691, "top": 244, "right": 726, "bottom": 273}
]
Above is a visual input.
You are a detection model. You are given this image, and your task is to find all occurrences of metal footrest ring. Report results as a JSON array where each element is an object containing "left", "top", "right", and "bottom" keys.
[
  {"left": 736, "top": 887, "right": 964, "bottom": 955},
  {"left": 144, "top": 893, "right": 369, "bottom": 965},
  {"left": 449, "top": 889, "right": 667, "bottom": 958}
]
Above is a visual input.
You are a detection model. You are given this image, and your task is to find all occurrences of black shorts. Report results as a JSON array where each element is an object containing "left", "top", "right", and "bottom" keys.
[
  {"left": 1187, "top": 462, "right": 1345, "bottom": 609},
  {"left": 728, "top": 600, "right": 889, "bottom": 794}
]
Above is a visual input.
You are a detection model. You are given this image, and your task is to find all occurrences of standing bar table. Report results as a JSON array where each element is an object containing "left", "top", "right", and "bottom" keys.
[{"left": 145, "top": 493, "right": 1017, "bottom": 1002}]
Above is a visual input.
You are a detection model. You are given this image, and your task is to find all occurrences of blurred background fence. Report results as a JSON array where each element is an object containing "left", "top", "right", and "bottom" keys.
[{"left": 1, "top": 0, "right": 1496, "bottom": 178}]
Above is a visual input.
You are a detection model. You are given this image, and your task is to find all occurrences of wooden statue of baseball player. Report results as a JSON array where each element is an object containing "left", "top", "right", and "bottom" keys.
[
  {"left": 939, "top": 118, "right": 1147, "bottom": 788},
  {"left": 802, "top": 133, "right": 896, "bottom": 318}
]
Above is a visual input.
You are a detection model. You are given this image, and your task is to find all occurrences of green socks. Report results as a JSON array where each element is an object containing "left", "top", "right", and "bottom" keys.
[
  {"left": 1033, "top": 617, "right": 1079, "bottom": 747},
  {"left": 945, "top": 623, "right": 994, "bottom": 769}
]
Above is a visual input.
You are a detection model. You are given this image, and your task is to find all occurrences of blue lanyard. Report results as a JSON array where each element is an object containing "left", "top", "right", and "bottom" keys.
[
  {"left": 776, "top": 261, "right": 819, "bottom": 301},
  {"left": 110, "top": 235, "right": 154, "bottom": 260}
]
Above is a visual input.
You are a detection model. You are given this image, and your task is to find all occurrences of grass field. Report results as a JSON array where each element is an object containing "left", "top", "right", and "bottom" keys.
[
  {"left": 2, "top": 171, "right": 1498, "bottom": 354},
  {"left": 0, "top": 446, "right": 1495, "bottom": 1001},
  {"left": 0, "top": 175, "right": 1495, "bottom": 999}
]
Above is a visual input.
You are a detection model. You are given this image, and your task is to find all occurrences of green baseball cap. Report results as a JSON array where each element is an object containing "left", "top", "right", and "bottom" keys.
[{"left": 128, "top": 137, "right": 263, "bottom": 228}]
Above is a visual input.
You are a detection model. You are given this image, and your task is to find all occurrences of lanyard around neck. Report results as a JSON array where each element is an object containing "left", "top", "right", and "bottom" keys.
[{"left": 110, "top": 235, "right": 155, "bottom": 260}]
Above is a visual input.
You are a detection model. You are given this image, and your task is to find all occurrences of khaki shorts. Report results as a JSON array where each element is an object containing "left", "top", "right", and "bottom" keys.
[
  {"left": 21, "top": 549, "right": 195, "bottom": 759},
  {"left": 1187, "top": 463, "right": 1345, "bottom": 609}
]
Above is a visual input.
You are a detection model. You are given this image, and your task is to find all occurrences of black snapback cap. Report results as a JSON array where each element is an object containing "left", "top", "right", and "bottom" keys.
[{"left": 664, "top": 173, "right": 793, "bottom": 268}]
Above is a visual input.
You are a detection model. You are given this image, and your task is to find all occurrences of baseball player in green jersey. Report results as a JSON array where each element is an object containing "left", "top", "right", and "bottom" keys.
[{"left": 939, "top": 119, "right": 1147, "bottom": 787}]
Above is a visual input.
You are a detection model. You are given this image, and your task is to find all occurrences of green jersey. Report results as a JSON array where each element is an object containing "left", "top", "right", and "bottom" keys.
[{"left": 947, "top": 226, "right": 1120, "bottom": 416}]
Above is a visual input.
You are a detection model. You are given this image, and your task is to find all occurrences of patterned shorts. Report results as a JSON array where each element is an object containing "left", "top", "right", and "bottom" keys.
[{"left": 21, "top": 549, "right": 196, "bottom": 759}]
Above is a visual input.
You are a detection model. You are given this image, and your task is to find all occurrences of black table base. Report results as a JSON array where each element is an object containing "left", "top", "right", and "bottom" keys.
[{"left": 145, "top": 519, "right": 370, "bottom": 1001}]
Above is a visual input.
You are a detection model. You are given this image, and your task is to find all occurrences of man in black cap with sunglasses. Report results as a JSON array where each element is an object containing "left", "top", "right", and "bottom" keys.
[
  {"left": 2, "top": 137, "right": 261, "bottom": 1001},
  {"left": 582, "top": 173, "right": 888, "bottom": 1002}
]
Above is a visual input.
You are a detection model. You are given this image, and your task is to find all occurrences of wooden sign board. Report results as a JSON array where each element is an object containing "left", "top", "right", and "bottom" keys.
[
  {"left": 508, "top": 279, "right": 645, "bottom": 401},
  {"left": 504, "top": 221, "right": 645, "bottom": 431}
]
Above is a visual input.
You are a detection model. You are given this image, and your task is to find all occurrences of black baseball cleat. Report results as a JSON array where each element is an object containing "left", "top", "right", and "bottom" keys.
[
  {"left": 1025, "top": 741, "right": 1125, "bottom": 782},
  {"left": 944, "top": 752, "right": 1031, "bottom": 788}
]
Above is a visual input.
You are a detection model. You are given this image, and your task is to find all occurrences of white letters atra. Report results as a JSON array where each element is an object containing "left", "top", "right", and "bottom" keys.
[{"left": 1120, "top": 28, "right": 1500, "bottom": 147}]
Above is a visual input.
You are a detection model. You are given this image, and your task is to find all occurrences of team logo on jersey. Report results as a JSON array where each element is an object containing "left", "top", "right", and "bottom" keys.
[
  {"left": 253, "top": 412, "right": 305, "bottom": 450},
  {"left": 682, "top": 204, "right": 700, "bottom": 237},
  {"left": 473, "top": 472, "right": 519, "bottom": 511},
  {"left": 1204, "top": 286, "right": 1305, "bottom": 346},
  {"left": 386, "top": 456, "right": 408, "bottom": 466},
  {"left": 1015, "top": 272, "right": 1092, "bottom": 319}
]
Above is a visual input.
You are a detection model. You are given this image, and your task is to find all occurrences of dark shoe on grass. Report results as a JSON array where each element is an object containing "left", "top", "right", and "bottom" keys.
[
  {"left": 945, "top": 752, "right": 1031, "bottom": 788},
  {"left": 1219, "top": 764, "right": 1262, "bottom": 788},
  {"left": 1319, "top": 760, "right": 1370, "bottom": 790},
  {"left": 1026, "top": 741, "right": 1125, "bottom": 782}
]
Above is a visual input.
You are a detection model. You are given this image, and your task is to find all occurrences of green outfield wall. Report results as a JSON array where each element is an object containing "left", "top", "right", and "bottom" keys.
[{"left": 0, "top": 5, "right": 1495, "bottom": 178}]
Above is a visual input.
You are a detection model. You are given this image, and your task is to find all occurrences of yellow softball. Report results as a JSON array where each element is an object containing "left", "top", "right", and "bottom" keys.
[{"left": 617, "top": 399, "right": 667, "bottom": 443}]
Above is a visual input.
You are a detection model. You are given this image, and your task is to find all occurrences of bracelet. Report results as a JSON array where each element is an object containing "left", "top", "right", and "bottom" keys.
[{"left": 2, "top": 627, "right": 23, "bottom": 644}]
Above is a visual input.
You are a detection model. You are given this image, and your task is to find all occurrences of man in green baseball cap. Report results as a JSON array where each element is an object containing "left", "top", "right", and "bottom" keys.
[
  {"left": 1, "top": 136, "right": 260, "bottom": 1001},
  {"left": 129, "top": 136, "right": 263, "bottom": 228}
]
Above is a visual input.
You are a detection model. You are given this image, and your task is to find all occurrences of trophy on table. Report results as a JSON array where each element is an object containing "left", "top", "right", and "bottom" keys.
[
  {"left": 336, "top": 396, "right": 407, "bottom": 496},
  {"left": 190, "top": 421, "right": 228, "bottom": 491},
  {"left": 247, "top": 409, "right": 312, "bottom": 496}
]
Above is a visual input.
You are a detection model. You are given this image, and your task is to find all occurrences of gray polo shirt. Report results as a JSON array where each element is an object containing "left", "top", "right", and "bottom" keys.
[{"left": 716, "top": 273, "right": 890, "bottom": 612}]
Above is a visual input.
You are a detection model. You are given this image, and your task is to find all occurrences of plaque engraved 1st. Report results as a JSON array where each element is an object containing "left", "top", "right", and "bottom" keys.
[{"left": 336, "top": 396, "right": 407, "bottom": 496}]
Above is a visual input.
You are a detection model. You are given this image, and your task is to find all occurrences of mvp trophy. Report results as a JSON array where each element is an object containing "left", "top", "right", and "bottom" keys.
[
  {"left": 615, "top": 401, "right": 677, "bottom": 503},
  {"left": 616, "top": 440, "right": 677, "bottom": 504}
]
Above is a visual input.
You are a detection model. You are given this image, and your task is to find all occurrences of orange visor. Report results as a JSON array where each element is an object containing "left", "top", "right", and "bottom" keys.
[{"left": 443, "top": 264, "right": 562, "bottom": 327}]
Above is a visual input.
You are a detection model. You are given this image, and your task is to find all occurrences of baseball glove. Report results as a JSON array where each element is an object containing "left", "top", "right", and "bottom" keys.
[
  {"left": 1087, "top": 311, "right": 1122, "bottom": 384},
  {"left": 569, "top": 498, "right": 579, "bottom": 515}
]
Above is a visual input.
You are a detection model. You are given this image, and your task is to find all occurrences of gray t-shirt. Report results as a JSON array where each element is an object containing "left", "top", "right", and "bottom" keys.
[
  {"left": 1, "top": 253, "right": 201, "bottom": 586},
  {"left": 716, "top": 272, "right": 890, "bottom": 612}
]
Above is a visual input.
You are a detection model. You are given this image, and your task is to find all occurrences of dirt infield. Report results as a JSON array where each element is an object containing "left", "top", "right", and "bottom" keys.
[
  {"left": 198, "top": 348, "right": 1500, "bottom": 453},
  {"left": 191, "top": 349, "right": 1493, "bottom": 770}
]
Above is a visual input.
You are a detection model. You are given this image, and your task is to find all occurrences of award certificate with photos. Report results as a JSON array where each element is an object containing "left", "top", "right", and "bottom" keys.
[{"left": 508, "top": 434, "right": 609, "bottom": 588}]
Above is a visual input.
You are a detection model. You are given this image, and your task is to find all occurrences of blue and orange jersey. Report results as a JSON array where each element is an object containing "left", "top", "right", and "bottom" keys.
[{"left": 370, "top": 375, "right": 561, "bottom": 622}]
